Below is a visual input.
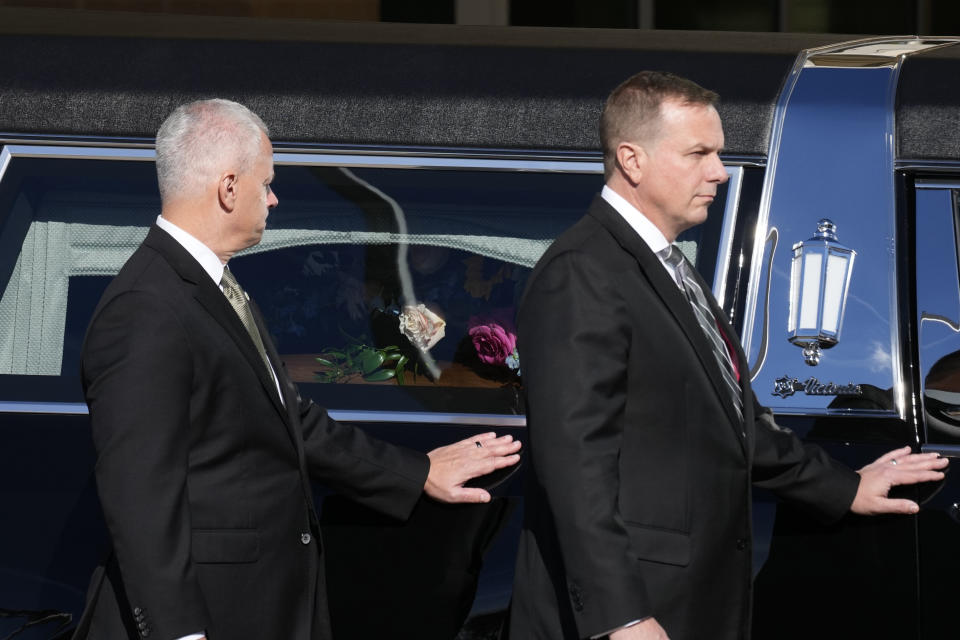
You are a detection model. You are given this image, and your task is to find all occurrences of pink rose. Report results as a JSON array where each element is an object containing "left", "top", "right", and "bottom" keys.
[{"left": 468, "top": 318, "right": 517, "bottom": 366}]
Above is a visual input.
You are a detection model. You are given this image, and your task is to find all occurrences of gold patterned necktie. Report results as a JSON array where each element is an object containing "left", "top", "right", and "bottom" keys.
[{"left": 220, "top": 267, "right": 273, "bottom": 376}]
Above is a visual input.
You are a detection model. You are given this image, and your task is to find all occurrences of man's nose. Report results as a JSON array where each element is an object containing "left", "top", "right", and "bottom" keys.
[
  {"left": 268, "top": 189, "right": 279, "bottom": 208},
  {"left": 709, "top": 154, "right": 729, "bottom": 183}
]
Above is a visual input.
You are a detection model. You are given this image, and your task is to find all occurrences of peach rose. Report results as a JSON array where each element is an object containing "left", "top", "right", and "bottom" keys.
[{"left": 398, "top": 304, "right": 446, "bottom": 351}]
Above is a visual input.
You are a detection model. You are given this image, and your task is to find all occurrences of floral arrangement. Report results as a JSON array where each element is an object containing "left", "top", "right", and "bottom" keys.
[
  {"left": 291, "top": 246, "right": 524, "bottom": 388},
  {"left": 316, "top": 304, "right": 446, "bottom": 385}
]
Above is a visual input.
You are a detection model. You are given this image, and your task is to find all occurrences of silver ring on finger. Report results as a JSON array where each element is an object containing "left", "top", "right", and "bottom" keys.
[{"left": 891, "top": 459, "right": 898, "bottom": 466}]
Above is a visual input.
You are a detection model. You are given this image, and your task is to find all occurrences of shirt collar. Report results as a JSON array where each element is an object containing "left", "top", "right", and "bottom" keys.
[
  {"left": 155, "top": 215, "right": 225, "bottom": 287},
  {"left": 600, "top": 185, "right": 671, "bottom": 255}
]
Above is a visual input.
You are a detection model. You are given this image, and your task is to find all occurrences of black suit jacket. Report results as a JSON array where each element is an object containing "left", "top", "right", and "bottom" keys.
[
  {"left": 78, "top": 226, "right": 429, "bottom": 640},
  {"left": 507, "top": 197, "right": 859, "bottom": 640}
]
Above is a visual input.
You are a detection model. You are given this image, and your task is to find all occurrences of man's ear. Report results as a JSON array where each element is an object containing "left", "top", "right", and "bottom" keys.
[
  {"left": 218, "top": 171, "right": 239, "bottom": 212},
  {"left": 615, "top": 141, "right": 647, "bottom": 186}
]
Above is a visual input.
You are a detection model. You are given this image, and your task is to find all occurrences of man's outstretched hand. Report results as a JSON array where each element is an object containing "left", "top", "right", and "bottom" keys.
[
  {"left": 425, "top": 432, "right": 521, "bottom": 503},
  {"left": 851, "top": 446, "right": 948, "bottom": 515}
]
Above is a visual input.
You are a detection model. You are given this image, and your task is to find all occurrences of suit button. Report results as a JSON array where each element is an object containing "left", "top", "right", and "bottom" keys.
[
  {"left": 141, "top": 630, "right": 150, "bottom": 638},
  {"left": 301, "top": 532, "right": 312, "bottom": 545},
  {"left": 736, "top": 538, "right": 748, "bottom": 551},
  {"left": 133, "top": 607, "right": 142, "bottom": 616}
]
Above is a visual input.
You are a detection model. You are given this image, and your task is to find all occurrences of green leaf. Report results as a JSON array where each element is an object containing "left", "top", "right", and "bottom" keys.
[
  {"left": 383, "top": 352, "right": 403, "bottom": 363},
  {"left": 364, "top": 369, "right": 396, "bottom": 382},
  {"left": 395, "top": 356, "right": 409, "bottom": 386},
  {"left": 315, "top": 358, "right": 335, "bottom": 367},
  {"left": 358, "top": 350, "right": 385, "bottom": 374}
]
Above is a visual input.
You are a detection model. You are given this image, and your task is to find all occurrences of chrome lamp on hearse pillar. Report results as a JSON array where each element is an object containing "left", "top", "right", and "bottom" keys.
[{"left": 787, "top": 219, "right": 856, "bottom": 366}]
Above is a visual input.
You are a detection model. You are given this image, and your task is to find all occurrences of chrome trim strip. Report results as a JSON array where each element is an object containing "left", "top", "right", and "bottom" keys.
[
  {"left": 2, "top": 145, "right": 155, "bottom": 161},
  {"left": 0, "top": 145, "right": 13, "bottom": 185},
  {"left": 915, "top": 179, "right": 960, "bottom": 190},
  {"left": 897, "top": 160, "right": 960, "bottom": 172},
  {"left": 0, "top": 137, "right": 765, "bottom": 166},
  {"left": 886, "top": 60, "right": 909, "bottom": 421},
  {"left": 0, "top": 401, "right": 89, "bottom": 415},
  {"left": 328, "top": 411, "right": 526, "bottom": 427},
  {"left": 0, "top": 144, "right": 604, "bottom": 173},
  {"left": 718, "top": 155, "right": 766, "bottom": 168},
  {"left": 0, "top": 401, "right": 528, "bottom": 426},
  {"left": 921, "top": 444, "right": 960, "bottom": 457},
  {"left": 712, "top": 166, "right": 743, "bottom": 307},
  {"left": 0, "top": 133, "right": 155, "bottom": 147},
  {"left": 274, "top": 152, "right": 602, "bottom": 173},
  {"left": 741, "top": 49, "right": 806, "bottom": 355}
]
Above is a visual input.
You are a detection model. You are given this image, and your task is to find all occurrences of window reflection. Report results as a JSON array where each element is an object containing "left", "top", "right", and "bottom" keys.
[
  {"left": 232, "top": 164, "right": 598, "bottom": 414},
  {"left": 916, "top": 187, "right": 960, "bottom": 444},
  {"left": 0, "top": 154, "right": 731, "bottom": 413}
]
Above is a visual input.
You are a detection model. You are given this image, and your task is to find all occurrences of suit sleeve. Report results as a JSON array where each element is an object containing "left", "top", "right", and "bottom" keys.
[
  {"left": 249, "top": 297, "right": 430, "bottom": 522},
  {"left": 520, "top": 250, "right": 650, "bottom": 638},
  {"left": 750, "top": 394, "right": 860, "bottom": 521},
  {"left": 82, "top": 290, "right": 210, "bottom": 638},
  {"left": 297, "top": 396, "right": 429, "bottom": 521}
]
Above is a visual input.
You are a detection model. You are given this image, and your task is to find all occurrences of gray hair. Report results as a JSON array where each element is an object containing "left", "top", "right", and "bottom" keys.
[
  {"left": 155, "top": 99, "right": 269, "bottom": 203},
  {"left": 600, "top": 71, "right": 718, "bottom": 179}
]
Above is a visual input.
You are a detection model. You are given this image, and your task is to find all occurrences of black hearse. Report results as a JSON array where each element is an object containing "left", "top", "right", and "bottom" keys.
[{"left": 3, "top": 8, "right": 960, "bottom": 639}]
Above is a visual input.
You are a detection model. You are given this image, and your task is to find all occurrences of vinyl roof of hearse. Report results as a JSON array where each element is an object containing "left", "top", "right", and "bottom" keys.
[{"left": 2, "top": 8, "right": 955, "bottom": 161}]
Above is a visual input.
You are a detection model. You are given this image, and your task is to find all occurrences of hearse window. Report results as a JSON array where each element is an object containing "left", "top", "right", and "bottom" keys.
[
  {"left": 915, "top": 183, "right": 960, "bottom": 445},
  {"left": 0, "top": 150, "right": 734, "bottom": 413}
]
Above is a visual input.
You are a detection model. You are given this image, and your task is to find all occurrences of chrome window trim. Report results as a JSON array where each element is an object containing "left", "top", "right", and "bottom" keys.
[
  {"left": 0, "top": 400, "right": 528, "bottom": 426},
  {"left": 0, "top": 143, "right": 604, "bottom": 173},
  {"left": 0, "top": 401, "right": 90, "bottom": 415},
  {"left": 0, "top": 145, "right": 13, "bottom": 185},
  {"left": 883, "top": 60, "right": 909, "bottom": 421},
  {"left": 922, "top": 444, "right": 960, "bottom": 458},
  {"left": 897, "top": 160, "right": 960, "bottom": 173},
  {"left": 741, "top": 51, "right": 806, "bottom": 357},
  {"left": 915, "top": 179, "right": 960, "bottom": 190},
  {"left": 712, "top": 166, "right": 743, "bottom": 306},
  {"left": 1, "top": 145, "right": 156, "bottom": 162},
  {"left": 273, "top": 151, "right": 603, "bottom": 173}
]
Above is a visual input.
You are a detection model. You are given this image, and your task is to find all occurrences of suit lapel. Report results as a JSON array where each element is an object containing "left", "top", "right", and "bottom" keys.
[
  {"left": 250, "top": 297, "right": 308, "bottom": 449},
  {"left": 587, "top": 197, "right": 746, "bottom": 441},
  {"left": 142, "top": 226, "right": 288, "bottom": 420}
]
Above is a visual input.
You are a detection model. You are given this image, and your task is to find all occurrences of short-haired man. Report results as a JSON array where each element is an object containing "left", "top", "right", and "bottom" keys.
[
  {"left": 77, "top": 99, "right": 521, "bottom": 640},
  {"left": 506, "top": 71, "right": 946, "bottom": 640}
]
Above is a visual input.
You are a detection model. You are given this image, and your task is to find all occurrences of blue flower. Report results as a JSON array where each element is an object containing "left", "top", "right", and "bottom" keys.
[{"left": 505, "top": 348, "right": 521, "bottom": 375}]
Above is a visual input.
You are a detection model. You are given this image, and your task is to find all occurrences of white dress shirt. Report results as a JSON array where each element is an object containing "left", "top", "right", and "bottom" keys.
[{"left": 600, "top": 185, "right": 682, "bottom": 290}]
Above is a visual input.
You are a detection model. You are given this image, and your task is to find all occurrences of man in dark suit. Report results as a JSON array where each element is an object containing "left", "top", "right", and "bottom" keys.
[
  {"left": 506, "top": 71, "right": 946, "bottom": 640},
  {"left": 78, "top": 99, "right": 521, "bottom": 640}
]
